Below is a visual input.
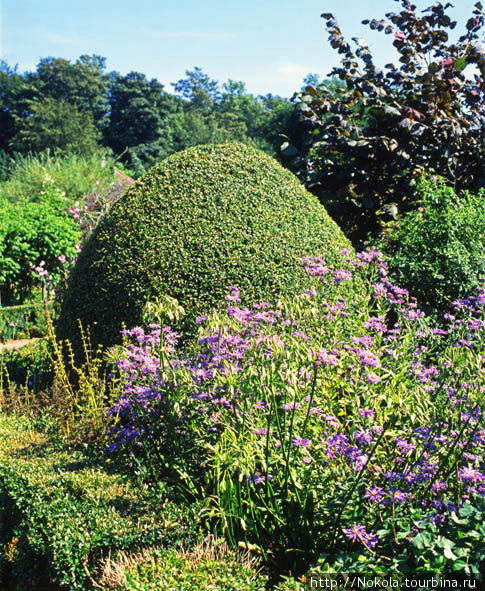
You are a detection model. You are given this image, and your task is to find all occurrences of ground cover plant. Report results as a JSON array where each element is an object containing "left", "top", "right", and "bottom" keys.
[
  {"left": 0, "top": 414, "right": 203, "bottom": 590},
  {"left": 56, "top": 142, "right": 355, "bottom": 360},
  {"left": 107, "top": 248, "right": 485, "bottom": 580}
]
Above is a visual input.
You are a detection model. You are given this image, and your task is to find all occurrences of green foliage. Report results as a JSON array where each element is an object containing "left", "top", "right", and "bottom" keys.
[
  {"left": 0, "top": 150, "right": 115, "bottom": 203},
  {"left": 315, "top": 497, "right": 485, "bottom": 577},
  {"left": 33, "top": 55, "right": 108, "bottom": 124},
  {"left": 103, "top": 71, "right": 182, "bottom": 176},
  {"left": 0, "top": 337, "right": 53, "bottom": 394},
  {"left": 287, "top": 1, "right": 485, "bottom": 242},
  {"left": 10, "top": 97, "right": 99, "bottom": 156},
  {"left": 0, "top": 414, "right": 199, "bottom": 590},
  {"left": 407, "top": 497, "right": 485, "bottom": 576},
  {"left": 0, "top": 62, "right": 23, "bottom": 152},
  {"left": 379, "top": 175, "right": 485, "bottom": 313},
  {"left": 56, "top": 142, "right": 353, "bottom": 357},
  {"left": 1, "top": 56, "right": 294, "bottom": 174},
  {"left": 0, "top": 182, "right": 80, "bottom": 304},
  {"left": 172, "top": 66, "right": 221, "bottom": 110},
  {"left": 121, "top": 546, "right": 267, "bottom": 591},
  {"left": 107, "top": 249, "right": 485, "bottom": 578},
  {"left": 172, "top": 69, "right": 295, "bottom": 160},
  {"left": 0, "top": 302, "right": 50, "bottom": 341}
]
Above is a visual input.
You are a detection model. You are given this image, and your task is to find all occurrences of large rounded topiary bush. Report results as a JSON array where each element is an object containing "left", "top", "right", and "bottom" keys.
[{"left": 56, "top": 143, "right": 353, "bottom": 354}]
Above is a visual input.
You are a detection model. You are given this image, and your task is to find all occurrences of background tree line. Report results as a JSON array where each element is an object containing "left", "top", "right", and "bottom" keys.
[{"left": 0, "top": 56, "right": 296, "bottom": 175}]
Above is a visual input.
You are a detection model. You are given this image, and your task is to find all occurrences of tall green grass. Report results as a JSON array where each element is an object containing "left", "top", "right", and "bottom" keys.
[{"left": 0, "top": 149, "right": 116, "bottom": 203}]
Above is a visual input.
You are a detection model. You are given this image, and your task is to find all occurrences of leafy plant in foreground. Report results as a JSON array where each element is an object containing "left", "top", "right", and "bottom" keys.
[{"left": 108, "top": 249, "right": 485, "bottom": 577}]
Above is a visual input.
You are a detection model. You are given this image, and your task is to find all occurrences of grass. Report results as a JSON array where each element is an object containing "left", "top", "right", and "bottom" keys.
[{"left": 0, "top": 150, "right": 116, "bottom": 204}]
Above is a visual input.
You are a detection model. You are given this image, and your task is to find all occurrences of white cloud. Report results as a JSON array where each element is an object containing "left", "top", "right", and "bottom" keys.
[{"left": 277, "top": 62, "right": 316, "bottom": 76}]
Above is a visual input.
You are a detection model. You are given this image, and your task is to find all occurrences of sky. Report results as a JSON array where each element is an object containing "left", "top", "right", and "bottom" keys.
[{"left": 1, "top": 0, "right": 480, "bottom": 98}]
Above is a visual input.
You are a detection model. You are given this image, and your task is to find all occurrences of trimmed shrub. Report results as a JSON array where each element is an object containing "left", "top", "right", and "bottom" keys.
[
  {"left": 0, "top": 414, "right": 198, "bottom": 590},
  {"left": 56, "top": 142, "right": 354, "bottom": 355}
]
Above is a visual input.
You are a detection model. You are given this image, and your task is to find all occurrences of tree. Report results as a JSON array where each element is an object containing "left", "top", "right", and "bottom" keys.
[
  {"left": 27, "top": 55, "right": 109, "bottom": 128},
  {"left": 104, "top": 71, "right": 181, "bottom": 174},
  {"left": 0, "top": 61, "right": 24, "bottom": 152},
  {"left": 10, "top": 97, "right": 98, "bottom": 155},
  {"left": 171, "top": 66, "right": 221, "bottom": 111},
  {"left": 286, "top": 1, "right": 485, "bottom": 243}
]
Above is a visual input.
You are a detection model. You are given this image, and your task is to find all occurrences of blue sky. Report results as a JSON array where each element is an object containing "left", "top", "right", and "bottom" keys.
[{"left": 1, "top": 0, "right": 479, "bottom": 97}]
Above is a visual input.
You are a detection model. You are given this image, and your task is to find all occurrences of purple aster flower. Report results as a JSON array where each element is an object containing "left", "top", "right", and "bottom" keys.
[
  {"left": 354, "top": 429, "right": 372, "bottom": 447},
  {"left": 344, "top": 523, "right": 366, "bottom": 543},
  {"left": 252, "top": 428, "right": 268, "bottom": 436},
  {"left": 366, "top": 372, "right": 381, "bottom": 384},
  {"left": 283, "top": 402, "right": 301, "bottom": 411},
  {"left": 247, "top": 474, "right": 272, "bottom": 484},
  {"left": 314, "top": 349, "right": 338, "bottom": 367},
  {"left": 333, "top": 269, "right": 352, "bottom": 282},
  {"left": 459, "top": 467, "right": 484, "bottom": 483},
  {"left": 344, "top": 524, "right": 378, "bottom": 548},
  {"left": 364, "top": 486, "right": 385, "bottom": 503},
  {"left": 359, "top": 350, "right": 380, "bottom": 368},
  {"left": 358, "top": 408, "right": 374, "bottom": 419},
  {"left": 291, "top": 436, "right": 311, "bottom": 447},
  {"left": 225, "top": 286, "right": 241, "bottom": 303},
  {"left": 388, "top": 490, "right": 408, "bottom": 503}
]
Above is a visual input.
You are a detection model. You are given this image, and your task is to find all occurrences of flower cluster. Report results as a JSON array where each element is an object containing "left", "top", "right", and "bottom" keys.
[{"left": 108, "top": 250, "right": 485, "bottom": 562}]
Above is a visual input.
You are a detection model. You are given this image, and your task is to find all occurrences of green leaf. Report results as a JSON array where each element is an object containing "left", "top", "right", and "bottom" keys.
[
  {"left": 454, "top": 58, "right": 467, "bottom": 73},
  {"left": 280, "top": 142, "right": 299, "bottom": 157},
  {"left": 443, "top": 546, "right": 458, "bottom": 561}
]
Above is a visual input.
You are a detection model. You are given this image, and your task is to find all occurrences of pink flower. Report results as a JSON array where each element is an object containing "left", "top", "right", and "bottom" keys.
[
  {"left": 367, "top": 372, "right": 381, "bottom": 384},
  {"left": 394, "top": 32, "right": 408, "bottom": 41},
  {"left": 58, "top": 254, "right": 66, "bottom": 264},
  {"left": 75, "top": 243, "right": 82, "bottom": 253}
]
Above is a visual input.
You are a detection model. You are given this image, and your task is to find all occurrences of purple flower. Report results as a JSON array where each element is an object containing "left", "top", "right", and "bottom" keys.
[
  {"left": 431, "top": 481, "right": 448, "bottom": 493},
  {"left": 247, "top": 474, "right": 272, "bottom": 485},
  {"left": 344, "top": 523, "right": 366, "bottom": 542},
  {"left": 364, "top": 486, "right": 385, "bottom": 503},
  {"left": 354, "top": 429, "right": 372, "bottom": 447},
  {"left": 226, "top": 286, "right": 241, "bottom": 303},
  {"left": 344, "top": 523, "right": 378, "bottom": 547},
  {"left": 358, "top": 350, "right": 380, "bottom": 368},
  {"left": 315, "top": 349, "right": 338, "bottom": 367},
  {"left": 459, "top": 467, "right": 484, "bottom": 483},
  {"left": 388, "top": 490, "right": 408, "bottom": 503},
  {"left": 366, "top": 372, "right": 381, "bottom": 384},
  {"left": 333, "top": 269, "right": 352, "bottom": 282},
  {"left": 252, "top": 428, "right": 268, "bottom": 436},
  {"left": 283, "top": 402, "right": 301, "bottom": 411},
  {"left": 291, "top": 436, "right": 311, "bottom": 447}
]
